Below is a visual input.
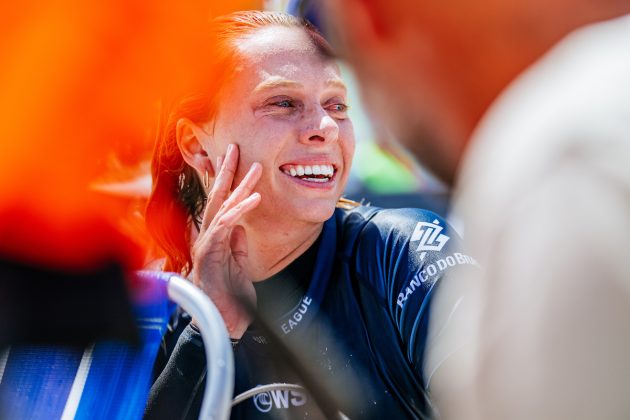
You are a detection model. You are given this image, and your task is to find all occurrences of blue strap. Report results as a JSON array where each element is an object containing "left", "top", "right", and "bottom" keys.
[
  {"left": 0, "top": 271, "right": 177, "bottom": 420},
  {"left": 1, "top": 347, "right": 84, "bottom": 418}
]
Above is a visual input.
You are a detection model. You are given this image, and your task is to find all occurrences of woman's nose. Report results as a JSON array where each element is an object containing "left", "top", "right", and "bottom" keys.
[{"left": 298, "top": 105, "right": 339, "bottom": 145}]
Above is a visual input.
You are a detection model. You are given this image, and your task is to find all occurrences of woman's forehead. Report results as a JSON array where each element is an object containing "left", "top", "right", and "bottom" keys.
[
  {"left": 234, "top": 26, "right": 342, "bottom": 91},
  {"left": 237, "top": 25, "right": 319, "bottom": 59}
]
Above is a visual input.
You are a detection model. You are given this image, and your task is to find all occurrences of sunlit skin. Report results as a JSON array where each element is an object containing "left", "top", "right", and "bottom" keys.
[
  {"left": 211, "top": 25, "right": 353, "bottom": 227},
  {"left": 178, "top": 25, "right": 355, "bottom": 337}
]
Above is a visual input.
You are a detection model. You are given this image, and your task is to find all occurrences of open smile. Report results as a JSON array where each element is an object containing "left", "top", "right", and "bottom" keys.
[{"left": 279, "top": 163, "right": 338, "bottom": 188}]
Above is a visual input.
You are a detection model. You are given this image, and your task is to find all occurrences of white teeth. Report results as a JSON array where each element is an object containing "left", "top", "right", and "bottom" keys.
[{"left": 282, "top": 164, "right": 335, "bottom": 179}]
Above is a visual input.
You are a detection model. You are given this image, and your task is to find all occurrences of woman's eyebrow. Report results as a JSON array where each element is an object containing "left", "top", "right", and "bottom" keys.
[
  {"left": 253, "top": 78, "right": 303, "bottom": 94},
  {"left": 325, "top": 78, "right": 347, "bottom": 93},
  {"left": 252, "top": 77, "right": 347, "bottom": 95}
]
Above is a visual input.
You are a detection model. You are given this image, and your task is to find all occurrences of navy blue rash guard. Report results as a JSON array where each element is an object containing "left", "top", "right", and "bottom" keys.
[{"left": 144, "top": 206, "right": 478, "bottom": 419}]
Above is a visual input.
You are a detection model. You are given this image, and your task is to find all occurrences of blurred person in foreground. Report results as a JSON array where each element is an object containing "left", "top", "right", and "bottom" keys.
[
  {"left": 0, "top": 0, "right": 260, "bottom": 358},
  {"left": 0, "top": 0, "right": 261, "bottom": 267},
  {"left": 143, "top": 10, "right": 478, "bottom": 419},
  {"left": 0, "top": 3, "right": 204, "bottom": 416},
  {"left": 0, "top": 0, "right": 188, "bottom": 346},
  {"left": 322, "top": 0, "right": 630, "bottom": 419}
]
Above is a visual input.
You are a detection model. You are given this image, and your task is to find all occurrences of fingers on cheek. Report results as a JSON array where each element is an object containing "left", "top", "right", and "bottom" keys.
[
  {"left": 233, "top": 196, "right": 260, "bottom": 222},
  {"left": 247, "top": 192, "right": 262, "bottom": 209}
]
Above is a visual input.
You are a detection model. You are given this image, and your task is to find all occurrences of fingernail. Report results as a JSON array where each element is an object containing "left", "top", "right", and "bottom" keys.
[{"left": 227, "top": 144, "right": 234, "bottom": 154}]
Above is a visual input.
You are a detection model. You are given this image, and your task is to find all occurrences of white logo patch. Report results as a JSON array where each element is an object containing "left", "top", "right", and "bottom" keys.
[
  {"left": 253, "top": 388, "right": 307, "bottom": 413},
  {"left": 397, "top": 252, "right": 478, "bottom": 308},
  {"left": 411, "top": 219, "right": 450, "bottom": 260}
]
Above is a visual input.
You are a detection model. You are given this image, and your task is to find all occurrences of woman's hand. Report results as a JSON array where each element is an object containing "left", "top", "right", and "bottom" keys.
[{"left": 191, "top": 143, "right": 262, "bottom": 339}]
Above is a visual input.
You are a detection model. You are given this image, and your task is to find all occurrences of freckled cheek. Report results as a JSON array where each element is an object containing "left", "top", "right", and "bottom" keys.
[
  {"left": 234, "top": 133, "right": 283, "bottom": 184},
  {"left": 232, "top": 148, "right": 261, "bottom": 182},
  {"left": 244, "top": 121, "right": 294, "bottom": 157},
  {"left": 339, "top": 125, "right": 356, "bottom": 167}
]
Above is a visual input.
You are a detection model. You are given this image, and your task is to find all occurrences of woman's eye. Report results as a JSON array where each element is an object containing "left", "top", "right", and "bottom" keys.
[
  {"left": 274, "top": 99, "right": 294, "bottom": 108},
  {"left": 330, "top": 103, "right": 348, "bottom": 112},
  {"left": 327, "top": 102, "right": 349, "bottom": 117}
]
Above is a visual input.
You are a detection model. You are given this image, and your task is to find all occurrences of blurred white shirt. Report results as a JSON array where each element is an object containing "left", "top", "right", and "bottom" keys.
[{"left": 427, "top": 14, "right": 630, "bottom": 420}]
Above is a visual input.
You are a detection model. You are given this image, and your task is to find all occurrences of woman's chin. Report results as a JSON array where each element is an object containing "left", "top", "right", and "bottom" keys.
[
  {"left": 252, "top": 198, "right": 338, "bottom": 226},
  {"left": 300, "top": 202, "right": 337, "bottom": 224}
]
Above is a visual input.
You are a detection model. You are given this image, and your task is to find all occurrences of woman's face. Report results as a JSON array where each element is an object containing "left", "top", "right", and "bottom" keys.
[{"left": 203, "top": 25, "right": 355, "bottom": 226}]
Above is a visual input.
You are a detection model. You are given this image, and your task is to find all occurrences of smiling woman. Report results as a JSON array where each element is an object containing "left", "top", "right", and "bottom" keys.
[{"left": 144, "top": 10, "right": 476, "bottom": 420}]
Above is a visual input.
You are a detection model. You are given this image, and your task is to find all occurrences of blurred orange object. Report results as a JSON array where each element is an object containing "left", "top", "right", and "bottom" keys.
[{"left": 0, "top": 0, "right": 262, "bottom": 270}]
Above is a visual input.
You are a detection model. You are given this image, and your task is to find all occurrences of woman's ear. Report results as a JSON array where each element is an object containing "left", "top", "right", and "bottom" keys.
[{"left": 176, "top": 118, "right": 215, "bottom": 177}]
